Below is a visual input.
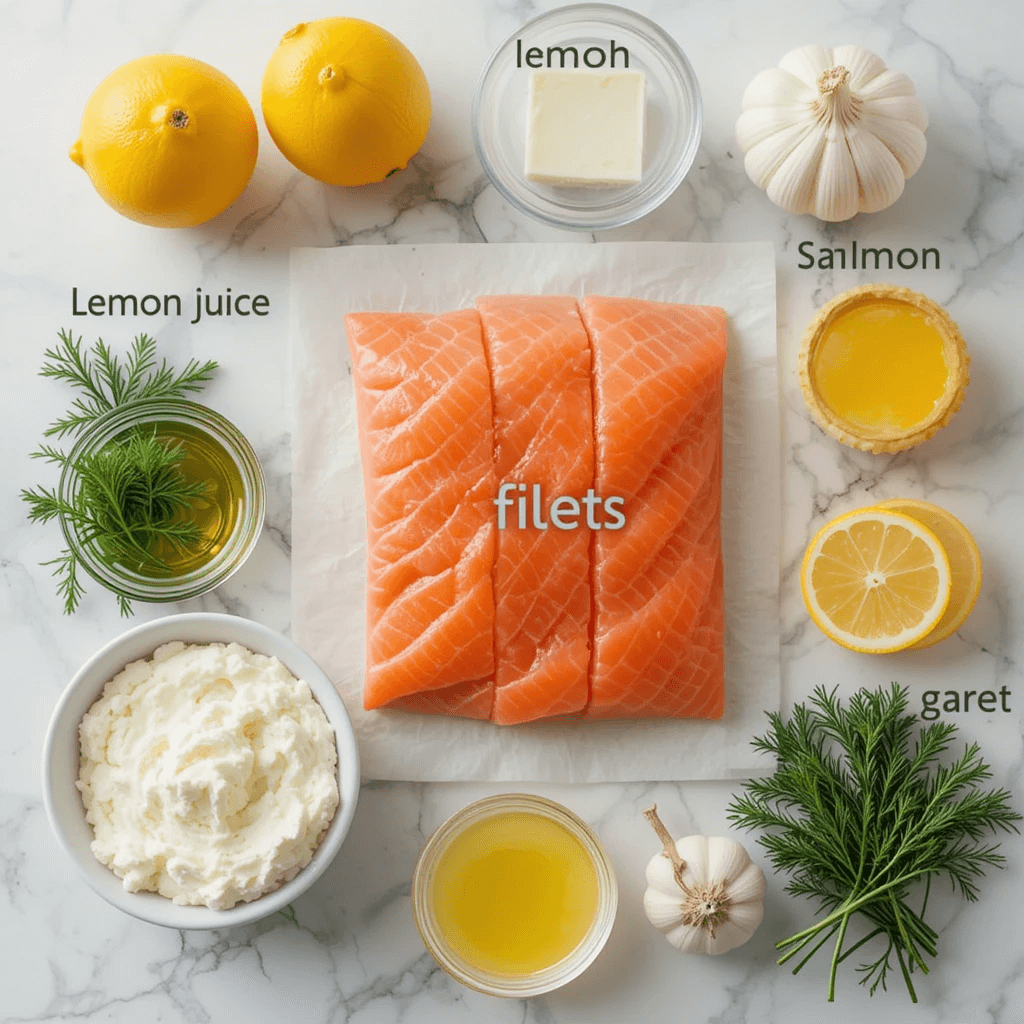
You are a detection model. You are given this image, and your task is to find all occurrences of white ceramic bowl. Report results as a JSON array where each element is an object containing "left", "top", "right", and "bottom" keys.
[{"left": 42, "top": 613, "right": 360, "bottom": 929}]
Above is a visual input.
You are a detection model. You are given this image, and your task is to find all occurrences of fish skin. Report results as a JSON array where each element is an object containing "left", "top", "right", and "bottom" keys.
[
  {"left": 579, "top": 296, "right": 727, "bottom": 720},
  {"left": 346, "top": 309, "right": 497, "bottom": 713},
  {"left": 476, "top": 295, "right": 594, "bottom": 725}
]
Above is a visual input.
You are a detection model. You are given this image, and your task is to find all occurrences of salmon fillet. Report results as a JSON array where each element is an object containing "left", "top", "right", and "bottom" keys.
[
  {"left": 579, "top": 296, "right": 727, "bottom": 719},
  {"left": 346, "top": 309, "right": 497, "bottom": 716},
  {"left": 476, "top": 295, "right": 594, "bottom": 724},
  {"left": 348, "top": 296, "right": 728, "bottom": 724},
  {"left": 385, "top": 679, "right": 493, "bottom": 720}
]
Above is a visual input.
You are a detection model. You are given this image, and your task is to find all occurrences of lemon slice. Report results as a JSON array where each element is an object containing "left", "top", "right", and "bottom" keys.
[
  {"left": 801, "top": 508, "right": 952, "bottom": 653},
  {"left": 872, "top": 499, "right": 982, "bottom": 649}
]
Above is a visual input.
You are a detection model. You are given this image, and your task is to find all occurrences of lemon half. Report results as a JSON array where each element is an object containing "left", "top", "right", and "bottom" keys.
[{"left": 801, "top": 508, "right": 952, "bottom": 653}]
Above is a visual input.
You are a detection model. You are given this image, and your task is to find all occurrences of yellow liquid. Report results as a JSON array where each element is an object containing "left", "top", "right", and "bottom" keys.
[
  {"left": 126, "top": 421, "right": 243, "bottom": 578},
  {"left": 813, "top": 298, "right": 949, "bottom": 431},
  {"left": 430, "top": 811, "right": 600, "bottom": 976}
]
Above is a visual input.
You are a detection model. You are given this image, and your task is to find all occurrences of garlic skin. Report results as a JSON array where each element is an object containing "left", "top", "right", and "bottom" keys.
[
  {"left": 736, "top": 44, "right": 928, "bottom": 222},
  {"left": 643, "top": 834, "right": 766, "bottom": 955}
]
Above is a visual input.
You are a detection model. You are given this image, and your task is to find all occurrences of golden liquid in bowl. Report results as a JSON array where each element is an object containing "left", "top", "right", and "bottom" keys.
[
  {"left": 122, "top": 421, "right": 244, "bottom": 578},
  {"left": 429, "top": 810, "right": 600, "bottom": 976},
  {"left": 812, "top": 297, "right": 950, "bottom": 432}
]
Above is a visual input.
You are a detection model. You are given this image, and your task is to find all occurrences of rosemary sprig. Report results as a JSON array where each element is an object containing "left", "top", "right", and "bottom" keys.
[
  {"left": 22, "top": 331, "right": 218, "bottom": 615},
  {"left": 728, "top": 684, "right": 1021, "bottom": 1003}
]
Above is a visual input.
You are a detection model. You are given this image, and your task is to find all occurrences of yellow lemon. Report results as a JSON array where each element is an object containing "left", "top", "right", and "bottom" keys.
[
  {"left": 872, "top": 499, "right": 982, "bottom": 649},
  {"left": 70, "top": 55, "right": 258, "bottom": 228},
  {"left": 801, "top": 508, "right": 951, "bottom": 653},
  {"left": 261, "top": 18, "right": 431, "bottom": 187}
]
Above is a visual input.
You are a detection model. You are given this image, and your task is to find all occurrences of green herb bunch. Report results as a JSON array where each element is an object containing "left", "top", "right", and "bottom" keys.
[
  {"left": 728, "top": 684, "right": 1021, "bottom": 1003},
  {"left": 21, "top": 330, "right": 217, "bottom": 616}
]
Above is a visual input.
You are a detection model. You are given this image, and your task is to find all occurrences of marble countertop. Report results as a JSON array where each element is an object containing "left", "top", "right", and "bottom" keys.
[{"left": 4, "top": 1, "right": 1023, "bottom": 1021}]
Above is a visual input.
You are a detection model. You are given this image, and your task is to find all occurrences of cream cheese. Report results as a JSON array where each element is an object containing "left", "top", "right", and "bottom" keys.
[
  {"left": 77, "top": 641, "right": 340, "bottom": 910},
  {"left": 525, "top": 69, "right": 646, "bottom": 187}
]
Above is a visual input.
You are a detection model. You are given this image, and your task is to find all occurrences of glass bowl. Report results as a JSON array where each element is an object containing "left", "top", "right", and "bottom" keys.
[
  {"left": 412, "top": 793, "right": 618, "bottom": 997},
  {"left": 58, "top": 398, "right": 265, "bottom": 605},
  {"left": 472, "top": 3, "right": 702, "bottom": 231}
]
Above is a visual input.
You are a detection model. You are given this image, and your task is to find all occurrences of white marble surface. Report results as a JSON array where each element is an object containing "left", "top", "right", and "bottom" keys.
[{"left": 3, "top": 1, "right": 1023, "bottom": 1021}]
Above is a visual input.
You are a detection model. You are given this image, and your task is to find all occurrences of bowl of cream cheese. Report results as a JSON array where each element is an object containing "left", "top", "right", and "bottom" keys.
[{"left": 42, "top": 613, "right": 360, "bottom": 928}]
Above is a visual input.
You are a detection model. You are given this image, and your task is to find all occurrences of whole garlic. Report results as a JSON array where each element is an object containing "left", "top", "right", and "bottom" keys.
[
  {"left": 642, "top": 806, "right": 765, "bottom": 955},
  {"left": 736, "top": 44, "right": 928, "bottom": 221}
]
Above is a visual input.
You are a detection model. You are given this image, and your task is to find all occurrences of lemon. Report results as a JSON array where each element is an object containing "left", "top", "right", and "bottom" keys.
[
  {"left": 801, "top": 508, "right": 951, "bottom": 653},
  {"left": 873, "top": 499, "right": 982, "bottom": 649},
  {"left": 261, "top": 18, "right": 431, "bottom": 187},
  {"left": 70, "top": 55, "right": 258, "bottom": 228}
]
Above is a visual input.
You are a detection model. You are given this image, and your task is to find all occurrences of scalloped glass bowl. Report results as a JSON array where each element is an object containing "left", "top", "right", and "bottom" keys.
[{"left": 473, "top": 3, "right": 702, "bottom": 230}]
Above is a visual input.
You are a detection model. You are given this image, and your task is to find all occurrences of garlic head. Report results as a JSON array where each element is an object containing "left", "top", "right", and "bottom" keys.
[
  {"left": 736, "top": 44, "right": 928, "bottom": 221},
  {"left": 642, "top": 806, "right": 765, "bottom": 955}
]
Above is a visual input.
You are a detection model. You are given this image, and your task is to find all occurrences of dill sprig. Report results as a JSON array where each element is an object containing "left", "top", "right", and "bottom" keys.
[
  {"left": 728, "top": 684, "right": 1021, "bottom": 1003},
  {"left": 38, "top": 329, "right": 217, "bottom": 438},
  {"left": 22, "top": 331, "right": 218, "bottom": 616}
]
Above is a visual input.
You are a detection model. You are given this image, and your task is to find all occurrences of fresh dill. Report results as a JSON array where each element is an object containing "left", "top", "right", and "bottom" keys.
[
  {"left": 21, "top": 330, "right": 218, "bottom": 616},
  {"left": 37, "top": 329, "right": 217, "bottom": 438},
  {"left": 728, "top": 683, "right": 1021, "bottom": 1003}
]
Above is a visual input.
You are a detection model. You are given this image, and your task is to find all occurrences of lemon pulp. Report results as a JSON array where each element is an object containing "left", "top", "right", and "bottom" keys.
[
  {"left": 801, "top": 508, "right": 952, "bottom": 653},
  {"left": 429, "top": 811, "right": 599, "bottom": 976},
  {"left": 811, "top": 518, "right": 942, "bottom": 637},
  {"left": 813, "top": 298, "right": 949, "bottom": 432}
]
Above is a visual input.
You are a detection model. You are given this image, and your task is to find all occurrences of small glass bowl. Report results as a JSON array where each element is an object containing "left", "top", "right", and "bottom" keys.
[
  {"left": 412, "top": 793, "right": 618, "bottom": 997},
  {"left": 472, "top": 3, "right": 702, "bottom": 231},
  {"left": 58, "top": 399, "right": 265, "bottom": 605}
]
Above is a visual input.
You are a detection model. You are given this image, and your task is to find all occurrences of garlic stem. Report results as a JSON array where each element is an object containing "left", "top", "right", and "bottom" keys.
[
  {"left": 643, "top": 804, "right": 693, "bottom": 896},
  {"left": 813, "top": 65, "right": 860, "bottom": 130},
  {"left": 817, "top": 65, "right": 850, "bottom": 95}
]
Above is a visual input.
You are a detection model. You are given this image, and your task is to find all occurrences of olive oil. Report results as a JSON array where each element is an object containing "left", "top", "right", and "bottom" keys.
[
  {"left": 429, "top": 811, "right": 600, "bottom": 976},
  {"left": 131, "top": 421, "right": 244, "bottom": 577}
]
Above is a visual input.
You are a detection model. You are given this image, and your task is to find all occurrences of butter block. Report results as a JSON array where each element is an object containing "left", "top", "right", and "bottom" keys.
[{"left": 525, "top": 70, "right": 646, "bottom": 187}]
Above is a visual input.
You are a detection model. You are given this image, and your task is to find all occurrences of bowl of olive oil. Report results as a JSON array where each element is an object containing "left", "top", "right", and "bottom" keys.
[
  {"left": 413, "top": 794, "right": 617, "bottom": 996},
  {"left": 58, "top": 399, "right": 265, "bottom": 606}
]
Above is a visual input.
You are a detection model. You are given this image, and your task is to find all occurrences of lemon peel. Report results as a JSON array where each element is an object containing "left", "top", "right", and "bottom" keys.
[{"left": 71, "top": 55, "right": 258, "bottom": 228}]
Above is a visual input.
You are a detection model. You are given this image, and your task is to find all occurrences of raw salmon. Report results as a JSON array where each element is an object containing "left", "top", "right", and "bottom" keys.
[
  {"left": 579, "top": 296, "right": 727, "bottom": 719},
  {"left": 476, "top": 295, "right": 594, "bottom": 724},
  {"left": 346, "top": 309, "right": 496, "bottom": 716},
  {"left": 348, "top": 295, "right": 728, "bottom": 724}
]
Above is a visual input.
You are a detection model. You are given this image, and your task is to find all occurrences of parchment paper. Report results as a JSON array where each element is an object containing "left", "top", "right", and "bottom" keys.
[{"left": 290, "top": 242, "right": 779, "bottom": 781}]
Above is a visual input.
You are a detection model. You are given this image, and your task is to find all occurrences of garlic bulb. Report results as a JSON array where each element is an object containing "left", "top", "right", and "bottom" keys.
[
  {"left": 642, "top": 806, "right": 765, "bottom": 955},
  {"left": 736, "top": 44, "right": 928, "bottom": 221}
]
